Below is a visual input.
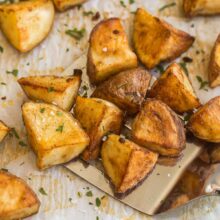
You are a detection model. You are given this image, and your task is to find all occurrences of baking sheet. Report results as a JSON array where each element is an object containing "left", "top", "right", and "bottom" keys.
[{"left": 1, "top": 0, "right": 220, "bottom": 219}]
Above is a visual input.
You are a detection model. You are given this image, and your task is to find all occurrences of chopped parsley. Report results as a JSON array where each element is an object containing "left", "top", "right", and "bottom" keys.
[
  {"left": 77, "top": 191, "right": 82, "bottom": 198},
  {"left": 66, "top": 48, "right": 69, "bottom": 52},
  {"left": 56, "top": 124, "right": 64, "bottom": 133},
  {"left": 179, "top": 62, "right": 189, "bottom": 76},
  {"left": 26, "top": 62, "right": 30, "bottom": 66},
  {"left": 96, "top": 217, "right": 99, "bottom": 220},
  {"left": 156, "top": 64, "right": 164, "bottom": 74},
  {"left": 9, "top": 128, "right": 19, "bottom": 139},
  {"left": 83, "top": 11, "right": 94, "bottom": 16},
  {"left": 183, "top": 113, "right": 191, "bottom": 123},
  {"left": 129, "top": 0, "right": 135, "bottom": 4},
  {"left": 0, "top": 46, "right": 3, "bottom": 53},
  {"left": 40, "top": 108, "right": 45, "bottom": 113},
  {"left": 39, "top": 187, "right": 47, "bottom": 196},
  {"left": 48, "top": 87, "right": 54, "bottom": 92},
  {"left": 95, "top": 197, "right": 101, "bottom": 207},
  {"left": 69, "top": 197, "right": 72, "bottom": 202},
  {"left": 159, "top": 2, "right": 176, "bottom": 11},
  {"left": 1, "top": 82, "right": 6, "bottom": 85},
  {"left": 19, "top": 141, "right": 27, "bottom": 147},
  {"left": 56, "top": 111, "right": 62, "bottom": 116},
  {"left": 65, "top": 28, "right": 86, "bottom": 40},
  {"left": 86, "top": 191, "right": 93, "bottom": 197},
  {"left": 6, "top": 69, "right": 18, "bottom": 77},
  {"left": 196, "top": 75, "right": 209, "bottom": 91},
  {"left": 120, "top": 0, "right": 126, "bottom": 7}
]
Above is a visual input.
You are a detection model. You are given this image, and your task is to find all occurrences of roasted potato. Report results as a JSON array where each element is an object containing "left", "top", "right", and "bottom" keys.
[
  {"left": 53, "top": 0, "right": 86, "bottom": 11},
  {"left": 87, "top": 18, "right": 138, "bottom": 84},
  {"left": 132, "top": 99, "right": 186, "bottom": 157},
  {"left": 183, "top": 0, "right": 220, "bottom": 17},
  {"left": 209, "top": 34, "right": 220, "bottom": 88},
  {"left": 209, "top": 145, "right": 220, "bottom": 163},
  {"left": 0, "top": 120, "right": 9, "bottom": 143},
  {"left": 133, "top": 8, "right": 194, "bottom": 69},
  {"left": 92, "top": 67, "right": 151, "bottom": 114},
  {"left": 0, "top": 0, "right": 55, "bottom": 52},
  {"left": 169, "top": 194, "right": 190, "bottom": 209},
  {"left": 188, "top": 96, "right": 220, "bottom": 143},
  {"left": 0, "top": 171, "right": 40, "bottom": 220},
  {"left": 101, "top": 134, "right": 158, "bottom": 194},
  {"left": 18, "top": 74, "right": 81, "bottom": 111},
  {"left": 22, "top": 102, "right": 89, "bottom": 169},
  {"left": 148, "top": 63, "right": 200, "bottom": 113},
  {"left": 74, "top": 96, "right": 123, "bottom": 161}
]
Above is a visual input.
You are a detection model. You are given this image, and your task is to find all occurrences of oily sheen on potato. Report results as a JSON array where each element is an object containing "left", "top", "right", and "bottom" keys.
[
  {"left": 53, "top": 0, "right": 86, "bottom": 11},
  {"left": 0, "top": 121, "right": 9, "bottom": 143}
]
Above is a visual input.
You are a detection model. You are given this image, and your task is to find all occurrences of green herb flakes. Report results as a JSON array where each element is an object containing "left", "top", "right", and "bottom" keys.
[
  {"left": 48, "top": 87, "right": 54, "bottom": 93},
  {"left": 120, "top": 0, "right": 126, "bottom": 7},
  {"left": 69, "top": 197, "right": 72, "bottom": 202},
  {"left": 65, "top": 28, "right": 86, "bottom": 40},
  {"left": 40, "top": 108, "right": 45, "bottom": 113},
  {"left": 10, "top": 128, "right": 19, "bottom": 139},
  {"left": 1, "top": 82, "right": 6, "bottom": 85},
  {"left": 86, "top": 190, "right": 93, "bottom": 197},
  {"left": 96, "top": 197, "right": 101, "bottom": 207},
  {"left": 19, "top": 141, "right": 27, "bottom": 147},
  {"left": 159, "top": 2, "right": 176, "bottom": 11},
  {"left": 129, "top": 0, "right": 135, "bottom": 4},
  {"left": 0, "top": 46, "right": 3, "bottom": 53},
  {"left": 39, "top": 187, "right": 47, "bottom": 195},
  {"left": 77, "top": 191, "right": 82, "bottom": 198},
  {"left": 6, "top": 69, "right": 18, "bottom": 77},
  {"left": 179, "top": 62, "right": 189, "bottom": 76},
  {"left": 156, "top": 64, "right": 164, "bottom": 74},
  {"left": 196, "top": 76, "right": 209, "bottom": 91},
  {"left": 56, "top": 124, "right": 64, "bottom": 133},
  {"left": 83, "top": 11, "right": 94, "bottom": 16}
]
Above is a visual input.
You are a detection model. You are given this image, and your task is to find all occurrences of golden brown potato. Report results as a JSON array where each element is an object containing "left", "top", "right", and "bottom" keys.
[
  {"left": 92, "top": 67, "right": 151, "bottom": 114},
  {"left": 22, "top": 102, "right": 89, "bottom": 170},
  {"left": 74, "top": 96, "right": 123, "bottom": 161},
  {"left": 169, "top": 194, "right": 190, "bottom": 209},
  {"left": 209, "top": 34, "right": 220, "bottom": 88},
  {"left": 0, "top": 0, "right": 55, "bottom": 52},
  {"left": 183, "top": 0, "right": 220, "bottom": 17},
  {"left": 53, "top": 0, "right": 86, "bottom": 11},
  {"left": 133, "top": 8, "right": 194, "bottom": 69},
  {"left": 87, "top": 18, "right": 138, "bottom": 84},
  {"left": 101, "top": 134, "right": 158, "bottom": 194},
  {"left": 132, "top": 99, "right": 186, "bottom": 157},
  {"left": 0, "top": 121, "right": 9, "bottom": 143},
  {"left": 210, "top": 145, "right": 220, "bottom": 163},
  {"left": 188, "top": 96, "right": 220, "bottom": 143},
  {"left": 18, "top": 74, "right": 81, "bottom": 111},
  {"left": 0, "top": 171, "right": 40, "bottom": 220},
  {"left": 148, "top": 63, "right": 200, "bottom": 113}
]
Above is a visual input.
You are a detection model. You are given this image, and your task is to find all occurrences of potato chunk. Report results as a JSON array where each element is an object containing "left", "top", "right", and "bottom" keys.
[
  {"left": 22, "top": 102, "right": 89, "bottom": 169},
  {"left": 0, "top": 171, "right": 40, "bottom": 220},
  {"left": 0, "top": 121, "right": 9, "bottom": 143},
  {"left": 74, "top": 96, "right": 123, "bottom": 161},
  {"left": 183, "top": 0, "right": 220, "bottom": 17},
  {"left": 87, "top": 18, "right": 138, "bottom": 84},
  {"left": 0, "top": 0, "right": 55, "bottom": 52},
  {"left": 18, "top": 74, "right": 81, "bottom": 111},
  {"left": 188, "top": 96, "right": 220, "bottom": 143},
  {"left": 132, "top": 99, "right": 186, "bottom": 156},
  {"left": 101, "top": 134, "right": 158, "bottom": 194},
  {"left": 92, "top": 67, "right": 151, "bottom": 114},
  {"left": 53, "top": 0, "right": 86, "bottom": 11},
  {"left": 148, "top": 63, "right": 200, "bottom": 113},
  {"left": 209, "top": 34, "right": 220, "bottom": 88},
  {"left": 133, "top": 8, "right": 194, "bottom": 69}
]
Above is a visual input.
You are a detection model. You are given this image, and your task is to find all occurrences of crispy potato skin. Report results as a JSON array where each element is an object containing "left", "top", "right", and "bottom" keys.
[
  {"left": 92, "top": 67, "right": 151, "bottom": 114},
  {"left": 0, "top": 171, "right": 40, "bottom": 220},
  {"left": 74, "top": 96, "right": 123, "bottom": 161},
  {"left": 209, "top": 34, "right": 220, "bottom": 88},
  {"left": 132, "top": 99, "right": 186, "bottom": 157},
  {"left": 53, "top": 0, "right": 86, "bottom": 11},
  {"left": 183, "top": 0, "right": 220, "bottom": 17},
  {"left": 22, "top": 102, "right": 89, "bottom": 169},
  {"left": 18, "top": 74, "right": 81, "bottom": 111},
  {"left": 188, "top": 96, "right": 220, "bottom": 143},
  {"left": 148, "top": 63, "right": 200, "bottom": 113},
  {"left": 101, "top": 134, "right": 158, "bottom": 194},
  {"left": 87, "top": 18, "right": 138, "bottom": 84},
  {"left": 0, "top": 120, "right": 10, "bottom": 143},
  {"left": 133, "top": 8, "right": 194, "bottom": 69},
  {"left": 0, "top": 0, "right": 55, "bottom": 52}
]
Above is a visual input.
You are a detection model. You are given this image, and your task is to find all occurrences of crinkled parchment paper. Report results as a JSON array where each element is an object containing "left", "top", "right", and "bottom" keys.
[{"left": 1, "top": 0, "right": 220, "bottom": 219}]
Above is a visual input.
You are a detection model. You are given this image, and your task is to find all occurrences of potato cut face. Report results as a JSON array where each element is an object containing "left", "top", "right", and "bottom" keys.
[
  {"left": 188, "top": 96, "right": 220, "bottom": 143},
  {"left": 74, "top": 96, "right": 123, "bottom": 161},
  {"left": 101, "top": 134, "right": 158, "bottom": 194},
  {"left": 22, "top": 102, "right": 89, "bottom": 169},
  {"left": 149, "top": 63, "right": 200, "bottom": 113},
  {"left": 18, "top": 74, "right": 81, "bottom": 111},
  {"left": 209, "top": 34, "right": 220, "bottom": 88},
  {"left": 92, "top": 67, "right": 151, "bottom": 114},
  {"left": 0, "top": 121, "right": 9, "bottom": 143},
  {"left": 132, "top": 99, "right": 186, "bottom": 156},
  {"left": 0, "top": 171, "right": 40, "bottom": 220},
  {"left": 133, "top": 8, "right": 194, "bottom": 69},
  {"left": 0, "top": 0, "right": 55, "bottom": 52},
  {"left": 87, "top": 18, "right": 138, "bottom": 84},
  {"left": 53, "top": 0, "right": 86, "bottom": 11}
]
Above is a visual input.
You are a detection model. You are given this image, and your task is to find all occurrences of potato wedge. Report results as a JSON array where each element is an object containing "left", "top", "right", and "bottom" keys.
[
  {"left": 87, "top": 18, "right": 138, "bottom": 84},
  {"left": 133, "top": 8, "right": 194, "bottom": 69},
  {"left": 148, "top": 63, "right": 200, "bottom": 113},
  {"left": 53, "top": 0, "right": 86, "bottom": 11},
  {"left": 92, "top": 67, "right": 151, "bottom": 114},
  {"left": 0, "top": 171, "right": 40, "bottom": 220},
  {"left": 0, "top": 121, "right": 9, "bottom": 143},
  {"left": 74, "top": 96, "right": 123, "bottom": 161},
  {"left": 101, "top": 134, "right": 158, "bottom": 194},
  {"left": 209, "top": 34, "right": 220, "bottom": 88},
  {"left": 132, "top": 99, "right": 186, "bottom": 156},
  {"left": 18, "top": 74, "right": 81, "bottom": 111},
  {"left": 183, "top": 0, "right": 220, "bottom": 17},
  {"left": 22, "top": 102, "right": 89, "bottom": 169},
  {"left": 188, "top": 96, "right": 220, "bottom": 143},
  {"left": 0, "top": 0, "right": 55, "bottom": 52}
]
